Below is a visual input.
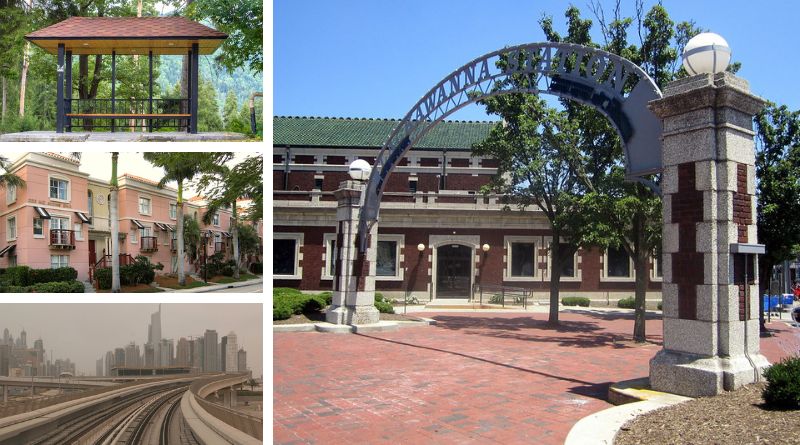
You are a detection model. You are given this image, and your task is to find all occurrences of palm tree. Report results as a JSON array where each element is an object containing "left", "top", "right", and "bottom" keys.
[
  {"left": 0, "top": 156, "right": 25, "bottom": 192},
  {"left": 110, "top": 152, "right": 121, "bottom": 292},
  {"left": 143, "top": 153, "right": 229, "bottom": 286}
]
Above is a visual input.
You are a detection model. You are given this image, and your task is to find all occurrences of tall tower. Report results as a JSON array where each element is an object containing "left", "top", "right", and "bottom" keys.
[
  {"left": 3, "top": 328, "right": 8, "bottom": 345},
  {"left": 237, "top": 348, "right": 246, "bottom": 373},
  {"left": 147, "top": 304, "right": 162, "bottom": 367},
  {"left": 203, "top": 330, "right": 218, "bottom": 372},
  {"left": 19, "top": 329, "right": 27, "bottom": 349},
  {"left": 225, "top": 332, "right": 238, "bottom": 373},
  {"left": 176, "top": 337, "right": 191, "bottom": 366}
]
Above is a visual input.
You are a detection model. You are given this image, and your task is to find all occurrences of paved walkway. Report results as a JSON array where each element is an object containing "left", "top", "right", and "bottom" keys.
[
  {"left": 273, "top": 310, "right": 800, "bottom": 445},
  {"left": 0, "top": 131, "right": 249, "bottom": 142}
]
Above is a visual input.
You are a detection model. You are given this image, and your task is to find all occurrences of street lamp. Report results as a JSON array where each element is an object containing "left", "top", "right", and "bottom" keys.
[
  {"left": 348, "top": 159, "right": 371, "bottom": 182},
  {"left": 682, "top": 32, "right": 731, "bottom": 75}
]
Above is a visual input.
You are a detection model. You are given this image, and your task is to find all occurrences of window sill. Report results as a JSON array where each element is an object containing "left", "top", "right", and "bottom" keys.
[
  {"left": 600, "top": 277, "right": 636, "bottom": 282},
  {"left": 504, "top": 276, "right": 540, "bottom": 281},
  {"left": 275, "top": 274, "right": 302, "bottom": 280}
]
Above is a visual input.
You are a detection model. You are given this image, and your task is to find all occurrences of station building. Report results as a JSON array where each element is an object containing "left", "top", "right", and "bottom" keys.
[{"left": 273, "top": 116, "right": 663, "bottom": 303}]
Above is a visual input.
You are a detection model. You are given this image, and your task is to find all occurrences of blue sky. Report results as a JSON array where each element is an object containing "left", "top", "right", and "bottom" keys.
[{"left": 273, "top": 0, "right": 799, "bottom": 123}]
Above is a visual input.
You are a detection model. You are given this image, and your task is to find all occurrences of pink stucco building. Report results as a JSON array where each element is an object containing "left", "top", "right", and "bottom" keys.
[{"left": 0, "top": 153, "right": 258, "bottom": 282}]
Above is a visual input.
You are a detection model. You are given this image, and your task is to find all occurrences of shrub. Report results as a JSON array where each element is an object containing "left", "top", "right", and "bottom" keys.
[
  {"left": 118, "top": 256, "right": 160, "bottom": 285},
  {"left": 96, "top": 268, "right": 112, "bottom": 290},
  {"left": 489, "top": 294, "right": 504, "bottom": 304},
  {"left": 250, "top": 262, "right": 263, "bottom": 274},
  {"left": 273, "top": 288, "right": 328, "bottom": 320},
  {"left": 618, "top": 297, "right": 635, "bottom": 309},
  {"left": 3, "top": 266, "right": 32, "bottom": 286},
  {"left": 762, "top": 356, "right": 800, "bottom": 408},
  {"left": 562, "top": 297, "right": 590, "bottom": 307},
  {"left": 374, "top": 292, "right": 394, "bottom": 314},
  {"left": 318, "top": 291, "right": 333, "bottom": 305},
  {"left": 657, "top": 302, "right": 663, "bottom": 310},
  {"left": 29, "top": 267, "right": 78, "bottom": 284},
  {"left": 29, "top": 281, "right": 84, "bottom": 293},
  {"left": 0, "top": 284, "right": 29, "bottom": 293}
]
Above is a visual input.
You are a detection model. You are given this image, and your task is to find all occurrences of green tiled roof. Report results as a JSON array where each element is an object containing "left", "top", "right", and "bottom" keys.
[{"left": 273, "top": 116, "right": 495, "bottom": 151}]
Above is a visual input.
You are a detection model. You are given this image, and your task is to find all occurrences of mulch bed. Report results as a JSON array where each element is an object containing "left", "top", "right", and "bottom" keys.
[
  {"left": 95, "top": 283, "right": 163, "bottom": 293},
  {"left": 615, "top": 382, "right": 800, "bottom": 444},
  {"left": 154, "top": 275, "right": 204, "bottom": 289},
  {"left": 272, "top": 309, "right": 424, "bottom": 325}
]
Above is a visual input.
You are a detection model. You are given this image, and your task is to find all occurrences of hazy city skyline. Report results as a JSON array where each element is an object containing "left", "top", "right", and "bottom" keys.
[{"left": 0, "top": 304, "right": 262, "bottom": 377}]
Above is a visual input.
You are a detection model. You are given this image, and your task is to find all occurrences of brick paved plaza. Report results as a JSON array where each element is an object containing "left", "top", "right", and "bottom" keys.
[{"left": 273, "top": 311, "right": 800, "bottom": 444}]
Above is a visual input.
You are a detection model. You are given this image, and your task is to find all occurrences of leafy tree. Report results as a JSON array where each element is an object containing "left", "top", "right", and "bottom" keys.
[
  {"left": 189, "top": 0, "right": 263, "bottom": 73},
  {"left": 755, "top": 104, "right": 800, "bottom": 293},
  {"left": 198, "top": 77, "right": 222, "bottom": 131},
  {"left": 236, "top": 222, "right": 261, "bottom": 268},
  {"left": 222, "top": 90, "right": 247, "bottom": 133},
  {"left": 0, "top": 155, "right": 25, "bottom": 192},
  {"left": 109, "top": 152, "right": 121, "bottom": 292}
]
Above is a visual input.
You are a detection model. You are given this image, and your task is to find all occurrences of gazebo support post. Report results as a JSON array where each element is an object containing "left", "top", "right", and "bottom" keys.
[
  {"left": 148, "top": 50, "right": 153, "bottom": 132},
  {"left": 65, "top": 50, "right": 72, "bottom": 132},
  {"left": 55, "top": 43, "right": 64, "bottom": 133},
  {"left": 111, "top": 50, "right": 116, "bottom": 132},
  {"left": 190, "top": 43, "right": 199, "bottom": 134}
]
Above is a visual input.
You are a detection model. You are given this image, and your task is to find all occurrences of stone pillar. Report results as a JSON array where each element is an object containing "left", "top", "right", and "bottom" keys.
[
  {"left": 648, "top": 72, "right": 769, "bottom": 397},
  {"left": 326, "top": 180, "right": 380, "bottom": 325},
  {"left": 230, "top": 387, "right": 238, "bottom": 407},
  {"left": 223, "top": 388, "right": 231, "bottom": 408}
]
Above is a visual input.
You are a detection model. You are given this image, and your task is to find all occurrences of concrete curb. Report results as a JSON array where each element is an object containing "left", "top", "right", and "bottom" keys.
[
  {"left": 166, "top": 278, "right": 263, "bottom": 293},
  {"left": 565, "top": 391, "right": 691, "bottom": 445},
  {"left": 273, "top": 317, "right": 435, "bottom": 333}
]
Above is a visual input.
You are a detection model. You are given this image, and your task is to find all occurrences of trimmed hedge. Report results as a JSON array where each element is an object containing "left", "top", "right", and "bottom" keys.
[
  {"left": 374, "top": 293, "right": 394, "bottom": 314},
  {"left": 95, "top": 256, "right": 162, "bottom": 289},
  {"left": 618, "top": 297, "right": 635, "bottom": 309},
  {"left": 762, "top": 356, "right": 800, "bottom": 408},
  {"left": 0, "top": 266, "right": 78, "bottom": 286},
  {"left": 273, "top": 289, "right": 390, "bottom": 320},
  {"left": 0, "top": 280, "right": 84, "bottom": 293},
  {"left": 561, "top": 297, "right": 590, "bottom": 307}
]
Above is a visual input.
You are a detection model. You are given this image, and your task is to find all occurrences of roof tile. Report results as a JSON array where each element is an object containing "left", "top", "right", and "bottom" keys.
[{"left": 27, "top": 16, "right": 226, "bottom": 39}]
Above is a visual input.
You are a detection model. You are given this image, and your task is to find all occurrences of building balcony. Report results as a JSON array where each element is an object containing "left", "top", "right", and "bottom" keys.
[
  {"left": 50, "top": 229, "right": 75, "bottom": 249},
  {"left": 141, "top": 236, "right": 158, "bottom": 253}
]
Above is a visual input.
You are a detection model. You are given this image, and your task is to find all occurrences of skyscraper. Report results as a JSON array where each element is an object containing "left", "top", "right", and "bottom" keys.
[
  {"left": 3, "top": 328, "right": 8, "bottom": 345},
  {"left": 176, "top": 338, "right": 190, "bottom": 366},
  {"left": 237, "top": 348, "right": 247, "bottom": 373},
  {"left": 114, "top": 348, "right": 125, "bottom": 369},
  {"left": 225, "top": 332, "right": 238, "bottom": 373},
  {"left": 191, "top": 337, "right": 204, "bottom": 372},
  {"left": 159, "top": 338, "right": 174, "bottom": 366},
  {"left": 104, "top": 351, "right": 114, "bottom": 376},
  {"left": 147, "top": 305, "right": 162, "bottom": 366},
  {"left": 0, "top": 344, "right": 9, "bottom": 376},
  {"left": 144, "top": 344, "right": 155, "bottom": 367},
  {"left": 203, "top": 330, "right": 218, "bottom": 372},
  {"left": 220, "top": 335, "right": 228, "bottom": 372},
  {"left": 125, "top": 343, "right": 140, "bottom": 367},
  {"left": 19, "top": 329, "right": 26, "bottom": 349}
]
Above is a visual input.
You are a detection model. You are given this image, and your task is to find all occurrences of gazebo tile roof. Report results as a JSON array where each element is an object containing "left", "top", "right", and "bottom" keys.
[
  {"left": 273, "top": 116, "right": 495, "bottom": 151},
  {"left": 26, "top": 16, "right": 227, "bottom": 39}
]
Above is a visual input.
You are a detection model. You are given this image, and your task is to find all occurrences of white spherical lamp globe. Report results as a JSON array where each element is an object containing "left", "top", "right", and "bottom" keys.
[
  {"left": 682, "top": 32, "right": 731, "bottom": 75},
  {"left": 348, "top": 159, "right": 371, "bottom": 181}
]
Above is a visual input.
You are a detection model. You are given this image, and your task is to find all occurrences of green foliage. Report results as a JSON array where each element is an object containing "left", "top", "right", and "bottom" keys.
[
  {"left": 249, "top": 262, "right": 263, "bottom": 274},
  {"left": 29, "top": 267, "right": 78, "bottom": 284},
  {"left": 272, "top": 287, "right": 328, "bottom": 320},
  {"left": 617, "top": 297, "right": 635, "bottom": 309},
  {"left": 488, "top": 294, "right": 503, "bottom": 304},
  {"left": 189, "top": 0, "right": 263, "bottom": 73},
  {"left": 198, "top": 77, "right": 223, "bottom": 132},
  {"left": 561, "top": 297, "right": 590, "bottom": 307},
  {"left": 2, "top": 266, "right": 31, "bottom": 286},
  {"left": 29, "top": 281, "right": 84, "bottom": 293},
  {"left": 223, "top": 90, "right": 248, "bottom": 133},
  {"left": 374, "top": 292, "right": 394, "bottom": 314},
  {"left": 200, "top": 252, "right": 237, "bottom": 277},
  {"left": 762, "top": 356, "right": 800, "bottom": 408},
  {"left": 96, "top": 267, "right": 112, "bottom": 290}
]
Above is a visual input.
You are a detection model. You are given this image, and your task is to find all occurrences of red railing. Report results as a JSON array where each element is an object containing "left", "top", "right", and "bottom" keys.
[
  {"left": 50, "top": 229, "right": 75, "bottom": 249},
  {"left": 141, "top": 236, "right": 158, "bottom": 252},
  {"left": 89, "top": 254, "right": 135, "bottom": 282}
]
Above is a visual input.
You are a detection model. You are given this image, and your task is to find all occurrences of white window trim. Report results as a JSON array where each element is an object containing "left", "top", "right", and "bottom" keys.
[
  {"left": 543, "top": 238, "right": 582, "bottom": 282},
  {"left": 47, "top": 174, "right": 71, "bottom": 203},
  {"left": 33, "top": 218, "right": 44, "bottom": 239},
  {"left": 651, "top": 253, "right": 663, "bottom": 282},
  {"left": 375, "top": 234, "right": 404, "bottom": 281},
  {"left": 48, "top": 214, "right": 71, "bottom": 232},
  {"left": 73, "top": 223, "right": 84, "bottom": 241},
  {"left": 212, "top": 212, "right": 220, "bottom": 226},
  {"left": 6, "top": 216, "right": 17, "bottom": 242},
  {"left": 6, "top": 184, "right": 16, "bottom": 204},
  {"left": 601, "top": 246, "right": 636, "bottom": 282},
  {"left": 503, "top": 236, "right": 540, "bottom": 281},
  {"left": 322, "top": 233, "right": 337, "bottom": 280},
  {"left": 130, "top": 229, "right": 138, "bottom": 244},
  {"left": 274, "top": 233, "right": 303, "bottom": 279},
  {"left": 138, "top": 195, "right": 152, "bottom": 216},
  {"left": 169, "top": 202, "right": 177, "bottom": 220},
  {"left": 50, "top": 254, "right": 69, "bottom": 269}
]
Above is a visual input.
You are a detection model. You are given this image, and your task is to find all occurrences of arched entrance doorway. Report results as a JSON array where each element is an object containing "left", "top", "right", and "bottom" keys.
[{"left": 434, "top": 244, "right": 473, "bottom": 299}]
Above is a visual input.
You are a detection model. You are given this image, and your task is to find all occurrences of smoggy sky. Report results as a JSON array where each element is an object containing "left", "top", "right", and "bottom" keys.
[{"left": 0, "top": 304, "right": 263, "bottom": 377}]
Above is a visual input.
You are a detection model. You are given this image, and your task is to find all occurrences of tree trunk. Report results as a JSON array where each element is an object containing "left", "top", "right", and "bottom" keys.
[
  {"left": 111, "top": 153, "right": 121, "bottom": 293},
  {"left": 548, "top": 232, "right": 563, "bottom": 325},
  {"left": 232, "top": 202, "right": 240, "bottom": 279},
  {"left": 18, "top": 41, "right": 30, "bottom": 117},
  {"left": 1, "top": 76, "right": 6, "bottom": 124},
  {"left": 177, "top": 182, "right": 186, "bottom": 286},
  {"left": 631, "top": 211, "right": 648, "bottom": 343}
]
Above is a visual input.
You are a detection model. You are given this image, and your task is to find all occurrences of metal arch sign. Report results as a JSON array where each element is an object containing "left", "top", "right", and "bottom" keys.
[{"left": 358, "top": 42, "right": 663, "bottom": 252}]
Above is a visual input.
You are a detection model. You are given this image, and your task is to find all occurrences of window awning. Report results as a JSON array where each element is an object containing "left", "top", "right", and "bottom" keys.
[
  {"left": 223, "top": 232, "right": 232, "bottom": 238},
  {"left": 0, "top": 245, "right": 16, "bottom": 257},
  {"left": 34, "top": 206, "right": 52, "bottom": 219},
  {"left": 154, "top": 222, "right": 168, "bottom": 231},
  {"left": 75, "top": 212, "right": 91, "bottom": 224},
  {"left": 166, "top": 224, "right": 175, "bottom": 232},
  {"left": 131, "top": 219, "right": 144, "bottom": 229}
]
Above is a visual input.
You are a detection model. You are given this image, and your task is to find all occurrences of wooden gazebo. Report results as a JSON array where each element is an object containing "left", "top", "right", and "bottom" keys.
[{"left": 26, "top": 16, "right": 227, "bottom": 134}]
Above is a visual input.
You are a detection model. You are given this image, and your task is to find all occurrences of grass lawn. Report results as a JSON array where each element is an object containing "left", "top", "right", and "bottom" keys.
[
  {"left": 96, "top": 283, "right": 165, "bottom": 293},
  {"left": 209, "top": 273, "right": 260, "bottom": 284},
  {"left": 155, "top": 274, "right": 208, "bottom": 289}
]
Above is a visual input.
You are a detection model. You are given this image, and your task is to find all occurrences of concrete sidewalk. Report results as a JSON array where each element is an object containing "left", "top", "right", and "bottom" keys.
[{"left": 159, "top": 277, "right": 263, "bottom": 293}]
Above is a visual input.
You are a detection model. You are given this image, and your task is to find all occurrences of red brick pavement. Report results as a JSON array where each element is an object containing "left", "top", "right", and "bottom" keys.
[{"left": 273, "top": 312, "right": 800, "bottom": 445}]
